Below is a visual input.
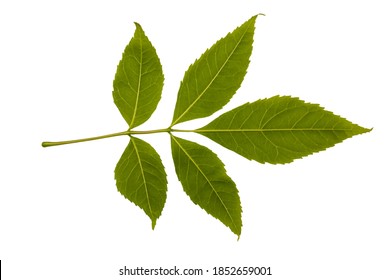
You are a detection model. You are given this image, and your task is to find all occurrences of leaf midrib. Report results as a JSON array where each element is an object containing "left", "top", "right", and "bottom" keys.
[
  {"left": 171, "top": 20, "right": 253, "bottom": 127},
  {"left": 130, "top": 33, "right": 144, "bottom": 129},
  {"left": 132, "top": 138, "right": 154, "bottom": 220},
  {"left": 171, "top": 136, "right": 238, "bottom": 233},
  {"left": 196, "top": 128, "right": 356, "bottom": 132}
]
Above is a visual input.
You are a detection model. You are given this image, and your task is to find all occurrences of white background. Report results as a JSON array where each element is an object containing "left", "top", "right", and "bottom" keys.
[{"left": 1, "top": 0, "right": 389, "bottom": 279}]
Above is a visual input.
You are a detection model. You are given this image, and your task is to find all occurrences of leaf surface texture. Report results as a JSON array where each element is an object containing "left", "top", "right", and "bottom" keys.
[
  {"left": 198, "top": 96, "right": 371, "bottom": 164},
  {"left": 171, "top": 16, "right": 257, "bottom": 126},
  {"left": 171, "top": 135, "right": 242, "bottom": 236},
  {"left": 113, "top": 23, "right": 164, "bottom": 129},
  {"left": 115, "top": 136, "right": 167, "bottom": 228}
]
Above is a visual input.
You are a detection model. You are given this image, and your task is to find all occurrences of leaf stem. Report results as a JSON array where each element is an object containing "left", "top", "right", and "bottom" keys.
[
  {"left": 42, "top": 131, "right": 131, "bottom": 147},
  {"left": 170, "top": 129, "right": 197, "bottom": 133},
  {"left": 41, "top": 128, "right": 199, "bottom": 148},
  {"left": 130, "top": 128, "right": 173, "bottom": 134}
]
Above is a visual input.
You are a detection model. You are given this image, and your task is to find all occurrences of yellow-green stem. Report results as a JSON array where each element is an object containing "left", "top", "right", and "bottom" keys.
[{"left": 41, "top": 128, "right": 197, "bottom": 147}]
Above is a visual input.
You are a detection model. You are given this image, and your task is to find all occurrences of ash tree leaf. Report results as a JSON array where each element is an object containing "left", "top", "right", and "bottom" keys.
[
  {"left": 113, "top": 23, "right": 164, "bottom": 129},
  {"left": 170, "top": 135, "right": 242, "bottom": 236},
  {"left": 42, "top": 15, "right": 372, "bottom": 237},
  {"left": 197, "top": 95, "right": 371, "bottom": 164},
  {"left": 115, "top": 136, "right": 167, "bottom": 229},
  {"left": 171, "top": 15, "right": 257, "bottom": 126}
]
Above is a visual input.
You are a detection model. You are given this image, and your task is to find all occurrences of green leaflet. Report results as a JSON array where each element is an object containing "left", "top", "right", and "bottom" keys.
[
  {"left": 171, "top": 135, "right": 242, "bottom": 237},
  {"left": 115, "top": 136, "right": 167, "bottom": 228},
  {"left": 171, "top": 16, "right": 257, "bottom": 126},
  {"left": 113, "top": 23, "right": 164, "bottom": 129},
  {"left": 197, "top": 96, "right": 371, "bottom": 164}
]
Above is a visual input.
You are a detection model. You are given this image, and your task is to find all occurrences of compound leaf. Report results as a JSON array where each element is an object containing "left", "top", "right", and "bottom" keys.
[
  {"left": 43, "top": 15, "right": 372, "bottom": 237},
  {"left": 170, "top": 135, "right": 242, "bottom": 237},
  {"left": 115, "top": 136, "right": 167, "bottom": 229},
  {"left": 197, "top": 95, "right": 371, "bottom": 164},
  {"left": 171, "top": 15, "right": 257, "bottom": 126},
  {"left": 113, "top": 23, "right": 164, "bottom": 129}
]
